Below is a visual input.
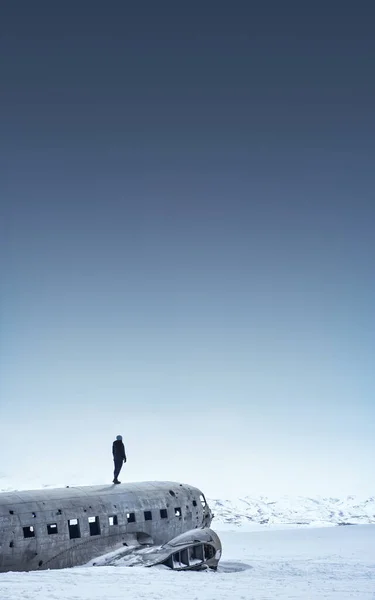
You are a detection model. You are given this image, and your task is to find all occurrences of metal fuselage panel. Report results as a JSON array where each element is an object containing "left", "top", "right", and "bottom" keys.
[{"left": 0, "top": 481, "right": 212, "bottom": 572}]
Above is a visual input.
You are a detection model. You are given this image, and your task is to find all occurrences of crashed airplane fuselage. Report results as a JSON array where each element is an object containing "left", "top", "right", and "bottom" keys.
[{"left": 0, "top": 481, "right": 221, "bottom": 572}]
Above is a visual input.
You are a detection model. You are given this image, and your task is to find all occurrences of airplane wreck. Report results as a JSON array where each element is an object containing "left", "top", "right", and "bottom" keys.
[{"left": 0, "top": 481, "right": 222, "bottom": 572}]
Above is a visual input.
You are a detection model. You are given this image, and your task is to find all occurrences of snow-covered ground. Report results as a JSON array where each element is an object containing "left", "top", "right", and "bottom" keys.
[{"left": 1, "top": 526, "right": 374, "bottom": 600}]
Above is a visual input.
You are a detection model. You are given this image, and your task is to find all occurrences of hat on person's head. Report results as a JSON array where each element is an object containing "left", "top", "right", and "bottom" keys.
[{"left": 116, "top": 435, "right": 122, "bottom": 441}]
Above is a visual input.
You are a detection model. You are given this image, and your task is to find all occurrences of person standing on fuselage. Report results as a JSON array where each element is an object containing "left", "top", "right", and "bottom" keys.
[{"left": 112, "top": 435, "right": 126, "bottom": 484}]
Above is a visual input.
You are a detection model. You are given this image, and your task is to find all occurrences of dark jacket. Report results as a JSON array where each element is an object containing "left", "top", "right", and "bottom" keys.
[{"left": 112, "top": 440, "right": 126, "bottom": 461}]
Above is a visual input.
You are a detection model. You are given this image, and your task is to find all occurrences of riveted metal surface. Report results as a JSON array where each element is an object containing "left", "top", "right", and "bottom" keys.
[{"left": 0, "top": 481, "right": 213, "bottom": 572}]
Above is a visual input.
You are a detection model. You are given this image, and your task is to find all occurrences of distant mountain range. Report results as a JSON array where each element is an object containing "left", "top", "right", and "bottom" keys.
[
  {"left": 1, "top": 477, "right": 373, "bottom": 529},
  {"left": 209, "top": 495, "right": 375, "bottom": 528}
]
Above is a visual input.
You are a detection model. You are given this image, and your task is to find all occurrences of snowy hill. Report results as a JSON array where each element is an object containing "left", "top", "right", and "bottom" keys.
[{"left": 209, "top": 495, "right": 375, "bottom": 528}]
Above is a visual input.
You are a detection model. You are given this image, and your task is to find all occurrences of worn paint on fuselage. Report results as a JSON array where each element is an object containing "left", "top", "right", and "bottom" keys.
[{"left": 0, "top": 481, "right": 213, "bottom": 572}]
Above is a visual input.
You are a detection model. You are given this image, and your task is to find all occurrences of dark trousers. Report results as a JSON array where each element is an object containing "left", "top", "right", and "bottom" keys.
[{"left": 113, "top": 458, "right": 123, "bottom": 479}]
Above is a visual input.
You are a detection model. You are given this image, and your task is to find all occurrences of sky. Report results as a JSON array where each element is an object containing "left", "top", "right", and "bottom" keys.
[{"left": 1, "top": 2, "right": 374, "bottom": 498}]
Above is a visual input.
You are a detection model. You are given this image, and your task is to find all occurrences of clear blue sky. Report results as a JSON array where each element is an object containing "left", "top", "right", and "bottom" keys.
[{"left": 1, "top": 2, "right": 374, "bottom": 497}]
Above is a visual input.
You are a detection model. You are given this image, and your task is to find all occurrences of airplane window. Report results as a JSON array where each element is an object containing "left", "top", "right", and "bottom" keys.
[
  {"left": 174, "top": 507, "right": 181, "bottom": 517},
  {"left": 47, "top": 523, "right": 58, "bottom": 535},
  {"left": 193, "top": 500, "right": 197, "bottom": 507},
  {"left": 126, "top": 512, "right": 136, "bottom": 523},
  {"left": 169, "top": 490, "right": 176, "bottom": 497},
  {"left": 144, "top": 511, "right": 152, "bottom": 521},
  {"left": 109, "top": 515, "right": 118, "bottom": 526},
  {"left": 68, "top": 519, "right": 81, "bottom": 539},
  {"left": 32, "top": 512, "right": 36, "bottom": 518},
  {"left": 160, "top": 509, "right": 168, "bottom": 519},
  {"left": 88, "top": 516, "right": 101, "bottom": 536},
  {"left": 23, "top": 526, "right": 35, "bottom": 538}
]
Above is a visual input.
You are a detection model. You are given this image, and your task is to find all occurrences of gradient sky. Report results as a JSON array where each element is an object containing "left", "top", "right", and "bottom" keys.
[{"left": 1, "top": 3, "right": 374, "bottom": 498}]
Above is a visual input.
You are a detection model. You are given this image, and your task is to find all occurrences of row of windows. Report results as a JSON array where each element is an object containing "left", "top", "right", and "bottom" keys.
[
  {"left": 9, "top": 497, "right": 204, "bottom": 519},
  {"left": 21, "top": 507, "right": 184, "bottom": 540}
]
